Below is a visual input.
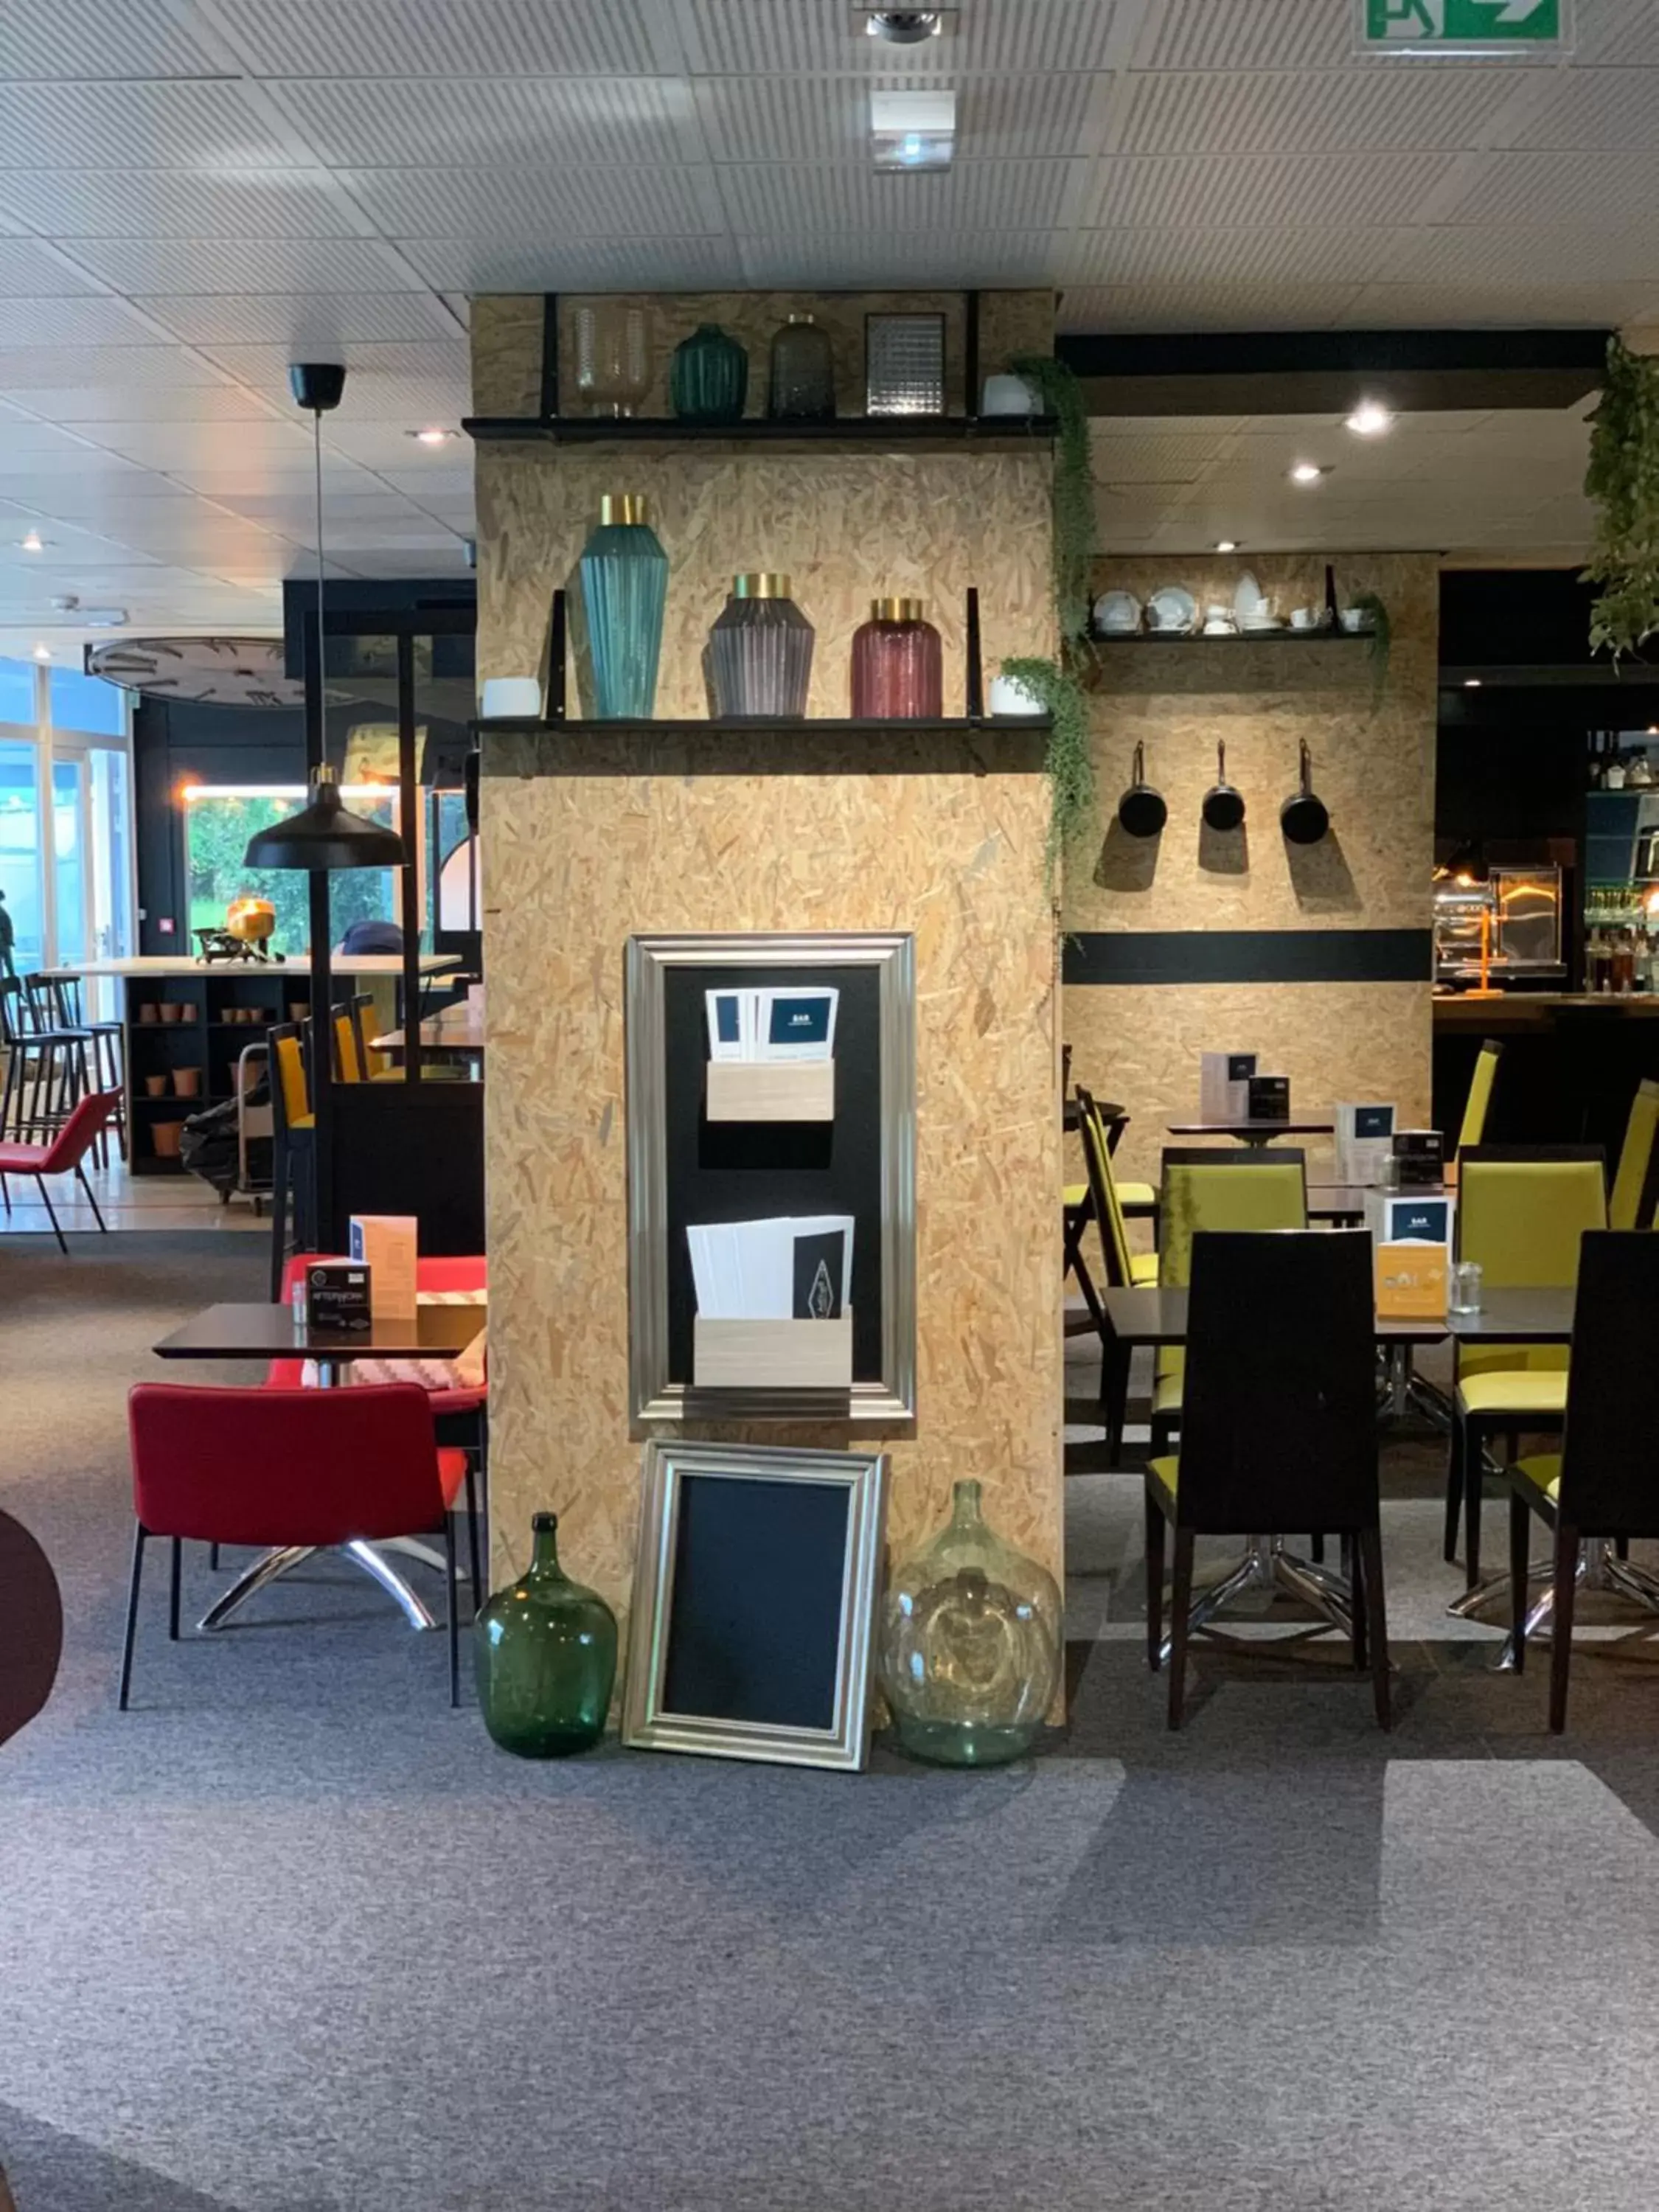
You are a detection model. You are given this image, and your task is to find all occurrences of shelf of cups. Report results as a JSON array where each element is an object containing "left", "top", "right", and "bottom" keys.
[
  {"left": 462, "top": 414, "right": 1058, "bottom": 453},
  {"left": 1088, "top": 630, "right": 1374, "bottom": 646}
]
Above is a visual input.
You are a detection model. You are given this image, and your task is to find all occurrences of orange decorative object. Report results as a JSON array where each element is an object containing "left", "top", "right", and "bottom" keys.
[{"left": 226, "top": 897, "right": 276, "bottom": 945}]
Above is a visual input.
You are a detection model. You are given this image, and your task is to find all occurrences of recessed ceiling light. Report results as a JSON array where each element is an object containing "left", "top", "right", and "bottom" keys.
[
  {"left": 1214, "top": 539, "right": 1239, "bottom": 553},
  {"left": 1464, "top": 678, "right": 1481, "bottom": 689},
  {"left": 408, "top": 426, "right": 455, "bottom": 445},
  {"left": 871, "top": 87, "right": 956, "bottom": 169},
  {"left": 32, "top": 644, "right": 50, "bottom": 662},
  {"left": 1345, "top": 400, "right": 1394, "bottom": 437},
  {"left": 863, "top": 8, "right": 948, "bottom": 41},
  {"left": 19, "top": 529, "right": 44, "bottom": 552},
  {"left": 1290, "top": 462, "right": 1328, "bottom": 484},
  {"left": 83, "top": 607, "right": 128, "bottom": 629}
]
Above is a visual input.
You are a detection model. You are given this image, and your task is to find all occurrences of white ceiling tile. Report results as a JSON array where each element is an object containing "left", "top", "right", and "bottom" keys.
[
  {"left": 0, "top": 344, "right": 232, "bottom": 387},
  {"left": 1057, "top": 282, "right": 1366, "bottom": 332},
  {"left": 215, "top": 0, "right": 661, "bottom": 76},
  {"left": 1435, "top": 150, "right": 1659, "bottom": 229},
  {"left": 1338, "top": 279, "right": 1659, "bottom": 327},
  {"left": 132, "top": 292, "right": 459, "bottom": 347},
  {"left": 197, "top": 343, "right": 471, "bottom": 420},
  {"left": 1575, "top": 0, "right": 1659, "bottom": 65},
  {"left": 338, "top": 164, "right": 726, "bottom": 240},
  {"left": 1133, "top": 0, "right": 1357, "bottom": 70},
  {"left": 1, "top": 384, "right": 285, "bottom": 425},
  {"left": 0, "top": 407, "right": 110, "bottom": 457},
  {"left": 1395, "top": 226, "right": 1659, "bottom": 286},
  {"left": 0, "top": 170, "right": 357, "bottom": 240},
  {"left": 1504, "top": 67, "right": 1659, "bottom": 150},
  {"left": 0, "top": 81, "right": 303, "bottom": 170},
  {"left": 0, "top": 294, "right": 168, "bottom": 346},
  {"left": 1062, "top": 227, "right": 1416, "bottom": 286},
  {"left": 1092, "top": 431, "right": 1239, "bottom": 482},
  {"left": 84, "top": 421, "right": 319, "bottom": 469},
  {"left": 695, "top": 71, "right": 1101, "bottom": 163},
  {"left": 1113, "top": 66, "right": 1528, "bottom": 154},
  {"left": 394, "top": 234, "right": 742, "bottom": 291},
  {"left": 687, "top": 0, "right": 1119, "bottom": 76},
  {"left": 737, "top": 233, "right": 1055, "bottom": 288},
  {"left": 262, "top": 74, "right": 701, "bottom": 167},
  {"left": 60, "top": 235, "right": 427, "bottom": 294},
  {"left": 0, "top": 238, "right": 105, "bottom": 296},
  {"left": 1089, "top": 152, "right": 1461, "bottom": 231},
  {"left": 718, "top": 159, "right": 1076, "bottom": 234},
  {"left": 0, "top": 0, "right": 227, "bottom": 79}
]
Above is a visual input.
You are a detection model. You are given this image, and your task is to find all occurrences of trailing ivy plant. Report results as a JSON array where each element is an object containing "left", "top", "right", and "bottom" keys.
[
  {"left": 1004, "top": 354, "right": 1097, "bottom": 882},
  {"left": 1585, "top": 335, "right": 1659, "bottom": 662},
  {"left": 1347, "top": 588, "right": 1391, "bottom": 706}
]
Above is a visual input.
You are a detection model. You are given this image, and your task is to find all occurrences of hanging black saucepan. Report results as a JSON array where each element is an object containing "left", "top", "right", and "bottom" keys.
[
  {"left": 1280, "top": 740, "right": 1330, "bottom": 846},
  {"left": 1201, "top": 741, "right": 1245, "bottom": 832},
  {"left": 1116, "top": 742, "right": 1167, "bottom": 839}
]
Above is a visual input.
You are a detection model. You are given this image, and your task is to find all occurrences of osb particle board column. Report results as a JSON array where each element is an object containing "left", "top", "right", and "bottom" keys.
[
  {"left": 1064, "top": 554, "right": 1438, "bottom": 1192},
  {"left": 470, "top": 292, "right": 1063, "bottom": 1636}
]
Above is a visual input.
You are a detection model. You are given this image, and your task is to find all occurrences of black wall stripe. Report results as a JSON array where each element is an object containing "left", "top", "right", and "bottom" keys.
[{"left": 1064, "top": 930, "right": 1433, "bottom": 987}]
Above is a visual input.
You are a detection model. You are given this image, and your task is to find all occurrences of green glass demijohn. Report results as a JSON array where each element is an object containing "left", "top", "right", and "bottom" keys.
[
  {"left": 473, "top": 1512, "right": 618, "bottom": 1758},
  {"left": 669, "top": 323, "right": 748, "bottom": 425},
  {"left": 879, "top": 1480, "right": 1061, "bottom": 1767}
]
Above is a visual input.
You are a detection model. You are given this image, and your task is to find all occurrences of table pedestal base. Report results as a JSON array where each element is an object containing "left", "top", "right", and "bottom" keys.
[
  {"left": 1377, "top": 1343, "right": 1453, "bottom": 1431},
  {"left": 1158, "top": 1535, "right": 1353, "bottom": 1666}
]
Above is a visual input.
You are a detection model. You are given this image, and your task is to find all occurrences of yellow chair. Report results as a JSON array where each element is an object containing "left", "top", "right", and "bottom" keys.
[
  {"left": 266, "top": 1020, "right": 314, "bottom": 1301},
  {"left": 1609, "top": 1077, "right": 1659, "bottom": 1231},
  {"left": 1151, "top": 1148, "right": 1307, "bottom": 1458},
  {"left": 1071, "top": 1088, "right": 1160, "bottom": 1461},
  {"left": 1447, "top": 1147, "right": 1606, "bottom": 1585},
  {"left": 1454, "top": 1037, "right": 1504, "bottom": 1161}
]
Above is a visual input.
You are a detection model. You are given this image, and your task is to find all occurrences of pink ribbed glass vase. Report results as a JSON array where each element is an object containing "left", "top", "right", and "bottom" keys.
[{"left": 849, "top": 598, "right": 942, "bottom": 720}]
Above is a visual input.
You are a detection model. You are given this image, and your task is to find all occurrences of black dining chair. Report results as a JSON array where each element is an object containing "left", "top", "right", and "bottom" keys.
[
  {"left": 1145, "top": 1228, "right": 1389, "bottom": 1731},
  {"left": 1505, "top": 1231, "right": 1659, "bottom": 1733}
]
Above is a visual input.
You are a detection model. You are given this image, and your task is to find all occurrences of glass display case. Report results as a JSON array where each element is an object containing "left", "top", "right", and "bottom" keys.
[{"left": 1434, "top": 865, "right": 1563, "bottom": 985}]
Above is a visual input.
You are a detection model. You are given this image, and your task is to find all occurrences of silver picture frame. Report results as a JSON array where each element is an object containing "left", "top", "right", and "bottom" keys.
[
  {"left": 625, "top": 931, "right": 917, "bottom": 1427},
  {"left": 622, "top": 1439, "right": 888, "bottom": 1771}
]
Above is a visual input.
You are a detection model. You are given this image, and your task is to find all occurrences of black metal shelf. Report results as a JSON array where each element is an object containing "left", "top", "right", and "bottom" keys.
[
  {"left": 1088, "top": 629, "right": 1374, "bottom": 646},
  {"left": 463, "top": 414, "right": 1057, "bottom": 449},
  {"left": 473, "top": 714, "right": 1053, "bottom": 737}
]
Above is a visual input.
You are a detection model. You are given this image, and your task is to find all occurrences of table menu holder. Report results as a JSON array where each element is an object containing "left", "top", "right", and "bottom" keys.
[
  {"left": 1374, "top": 1244, "right": 1447, "bottom": 1319},
  {"left": 705, "top": 1060, "right": 835, "bottom": 1124},
  {"left": 693, "top": 1312, "right": 854, "bottom": 1388}
]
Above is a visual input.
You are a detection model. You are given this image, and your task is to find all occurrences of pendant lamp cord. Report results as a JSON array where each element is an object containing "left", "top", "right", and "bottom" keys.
[{"left": 313, "top": 405, "right": 326, "bottom": 782}]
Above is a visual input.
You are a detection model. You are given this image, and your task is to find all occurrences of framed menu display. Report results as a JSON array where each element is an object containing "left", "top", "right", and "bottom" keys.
[{"left": 625, "top": 932, "right": 917, "bottom": 1426}]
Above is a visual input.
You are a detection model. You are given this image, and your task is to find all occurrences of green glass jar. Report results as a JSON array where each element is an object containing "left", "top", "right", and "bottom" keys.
[
  {"left": 879, "top": 1480, "right": 1060, "bottom": 1767},
  {"left": 669, "top": 323, "right": 748, "bottom": 424},
  {"left": 473, "top": 1512, "right": 618, "bottom": 1758}
]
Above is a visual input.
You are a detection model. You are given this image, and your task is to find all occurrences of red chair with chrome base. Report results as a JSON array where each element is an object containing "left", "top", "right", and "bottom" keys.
[
  {"left": 122, "top": 1382, "right": 469, "bottom": 1711},
  {"left": 0, "top": 1088, "right": 122, "bottom": 1253}
]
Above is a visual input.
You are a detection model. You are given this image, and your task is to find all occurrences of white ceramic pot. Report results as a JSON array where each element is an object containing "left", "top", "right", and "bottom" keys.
[
  {"left": 981, "top": 374, "right": 1037, "bottom": 417},
  {"left": 988, "top": 674, "right": 1046, "bottom": 717},
  {"left": 480, "top": 675, "right": 543, "bottom": 720}
]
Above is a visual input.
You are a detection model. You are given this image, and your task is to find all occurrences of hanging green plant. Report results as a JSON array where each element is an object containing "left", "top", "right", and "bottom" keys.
[
  {"left": 999, "top": 653, "right": 1093, "bottom": 883},
  {"left": 1584, "top": 335, "right": 1659, "bottom": 662},
  {"left": 1010, "top": 353, "right": 1094, "bottom": 647},
  {"left": 1347, "top": 588, "right": 1391, "bottom": 705}
]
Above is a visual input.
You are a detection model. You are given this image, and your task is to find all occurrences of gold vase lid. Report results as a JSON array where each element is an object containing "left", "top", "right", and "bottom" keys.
[
  {"left": 598, "top": 493, "right": 648, "bottom": 526},
  {"left": 871, "top": 595, "right": 925, "bottom": 623},
  {"left": 734, "top": 571, "right": 791, "bottom": 599}
]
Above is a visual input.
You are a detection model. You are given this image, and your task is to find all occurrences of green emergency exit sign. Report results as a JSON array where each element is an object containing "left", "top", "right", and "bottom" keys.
[{"left": 1363, "top": 0, "right": 1563, "bottom": 45}]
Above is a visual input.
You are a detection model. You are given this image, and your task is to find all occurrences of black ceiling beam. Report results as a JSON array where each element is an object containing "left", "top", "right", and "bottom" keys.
[{"left": 1056, "top": 328, "right": 1611, "bottom": 417}]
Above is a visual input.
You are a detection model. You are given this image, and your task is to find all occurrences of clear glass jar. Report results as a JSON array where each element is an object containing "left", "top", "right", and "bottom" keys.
[
  {"left": 575, "top": 302, "right": 650, "bottom": 418},
  {"left": 767, "top": 312, "right": 835, "bottom": 421},
  {"left": 880, "top": 1479, "right": 1061, "bottom": 1767},
  {"left": 850, "top": 597, "right": 942, "bottom": 719},
  {"left": 703, "top": 572, "right": 815, "bottom": 720}
]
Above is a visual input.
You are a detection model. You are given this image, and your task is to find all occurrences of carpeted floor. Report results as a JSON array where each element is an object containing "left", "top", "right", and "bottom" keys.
[{"left": 5, "top": 1235, "right": 1659, "bottom": 2210}]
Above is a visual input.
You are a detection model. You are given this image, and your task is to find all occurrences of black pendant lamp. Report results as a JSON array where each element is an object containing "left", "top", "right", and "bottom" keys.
[{"left": 242, "top": 361, "right": 407, "bottom": 876}]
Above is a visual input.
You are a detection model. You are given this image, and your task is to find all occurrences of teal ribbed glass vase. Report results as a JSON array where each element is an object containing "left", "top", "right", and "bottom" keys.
[
  {"left": 473, "top": 1513, "right": 618, "bottom": 1758},
  {"left": 577, "top": 493, "right": 668, "bottom": 718},
  {"left": 669, "top": 324, "right": 748, "bottom": 424}
]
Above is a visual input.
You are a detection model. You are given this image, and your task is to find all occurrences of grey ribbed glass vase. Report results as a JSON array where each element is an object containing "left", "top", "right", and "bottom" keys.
[{"left": 704, "top": 573, "right": 815, "bottom": 720}]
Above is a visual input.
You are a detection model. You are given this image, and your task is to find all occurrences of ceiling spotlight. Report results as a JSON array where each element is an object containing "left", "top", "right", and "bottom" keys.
[
  {"left": 871, "top": 86, "right": 956, "bottom": 168},
  {"left": 864, "top": 8, "right": 947, "bottom": 41},
  {"left": 1290, "top": 462, "right": 1327, "bottom": 484},
  {"left": 32, "top": 644, "right": 51, "bottom": 662},
  {"left": 1464, "top": 678, "right": 1482, "bottom": 689},
  {"left": 83, "top": 607, "right": 128, "bottom": 629},
  {"left": 1346, "top": 400, "right": 1394, "bottom": 437},
  {"left": 19, "top": 529, "right": 44, "bottom": 552},
  {"left": 1215, "top": 539, "right": 1239, "bottom": 553},
  {"left": 408, "top": 426, "right": 455, "bottom": 445}
]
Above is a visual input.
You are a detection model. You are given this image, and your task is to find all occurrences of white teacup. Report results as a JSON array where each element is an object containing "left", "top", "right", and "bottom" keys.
[
  {"left": 1338, "top": 607, "right": 1372, "bottom": 634},
  {"left": 981, "top": 374, "right": 1037, "bottom": 417},
  {"left": 480, "top": 675, "right": 543, "bottom": 720},
  {"left": 1289, "top": 607, "right": 1318, "bottom": 631}
]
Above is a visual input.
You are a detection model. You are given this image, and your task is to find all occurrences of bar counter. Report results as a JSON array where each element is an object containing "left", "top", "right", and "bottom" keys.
[{"left": 1433, "top": 988, "right": 1659, "bottom": 1152}]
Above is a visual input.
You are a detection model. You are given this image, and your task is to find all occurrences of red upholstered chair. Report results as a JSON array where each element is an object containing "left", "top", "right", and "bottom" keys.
[
  {"left": 123, "top": 1383, "right": 469, "bottom": 1710},
  {"left": 0, "top": 1088, "right": 122, "bottom": 1253}
]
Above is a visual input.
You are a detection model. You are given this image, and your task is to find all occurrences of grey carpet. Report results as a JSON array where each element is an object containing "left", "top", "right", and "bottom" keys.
[{"left": 4, "top": 1238, "right": 1659, "bottom": 2209}]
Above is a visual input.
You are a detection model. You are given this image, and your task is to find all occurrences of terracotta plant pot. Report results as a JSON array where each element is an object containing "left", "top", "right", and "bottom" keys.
[
  {"left": 144, "top": 1074, "right": 167, "bottom": 1098},
  {"left": 172, "top": 1068, "right": 201, "bottom": 1099},
  {"left": 138, "top": 1004, "right": 159, "bottom": 1024},
  {"left": 150, "top": 1120, "right": 184, "bottom": 1160},
  {"left": 288, "top": 1003, "right": 307, "bottom": 1024},
  {"left": 180, "top": 1004, "right": 198, "bottom": 1024},
  {"left": 159, "top": 1003, "right": 181, "bottom": 1025}
]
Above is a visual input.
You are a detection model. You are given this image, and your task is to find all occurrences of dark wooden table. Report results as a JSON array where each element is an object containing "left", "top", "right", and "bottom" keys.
[
  {"left": 1166, "top": 1119, "right": 1336, "bottom": 1149},
  {"left": 1119, "top": 1183, "right": 1408, "bottom": 1225},
  {"left": 1099, "top": 1283, "right": 1574, "bottom": 1348},
  {"left": 152, "top": 1298, "right": 487, "bottom": 1633}
]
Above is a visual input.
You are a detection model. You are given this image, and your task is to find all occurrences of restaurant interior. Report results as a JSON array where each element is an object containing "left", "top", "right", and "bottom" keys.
[{"left": 4, "top": 4, "right": 1659, "bottom": 2208}]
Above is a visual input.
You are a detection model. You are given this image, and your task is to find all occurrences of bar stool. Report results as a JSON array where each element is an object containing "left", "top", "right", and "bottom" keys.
[
  {"left": 41, "top": 973, "right": 125, "bottom": 1162},
  {"left": 3, "top": 978, "right": 89, "bottom": 1145}
]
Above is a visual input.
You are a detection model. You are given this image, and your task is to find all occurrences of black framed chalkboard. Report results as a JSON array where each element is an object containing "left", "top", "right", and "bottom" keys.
[
  {"left": 661, "top": 961, "right": 883, "bottom": 1382},
  {"left": 622, "top": 1441, "right": 889, "bottom": 1771}
]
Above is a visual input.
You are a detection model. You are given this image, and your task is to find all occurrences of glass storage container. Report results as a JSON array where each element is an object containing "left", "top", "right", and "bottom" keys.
[
  {"left": 850, "top": 597, "right": 942, "bottom": 720},
  {"left": 575, "top": 302, "right": 650, "bottom": 418},
  {"left": 880, "top": 1480, "right": 1061, "bottom": 1767},
  {"left": 576, "top": 493, "right": 668, "bottom": 720},
  {"left": 669, "top": 323, "right": 748, "bottom": 425},
  {"left": 767, "top": 312, "right": 836, "bottom": 422},
  {"left": 473, "top": 1513, "right": 618, "bottom": 1758},
  {"left": 704, "top": 573, "right": 815, "bottom": 720}
]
